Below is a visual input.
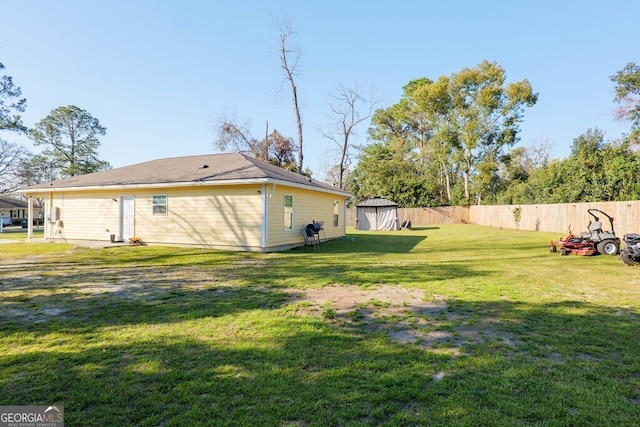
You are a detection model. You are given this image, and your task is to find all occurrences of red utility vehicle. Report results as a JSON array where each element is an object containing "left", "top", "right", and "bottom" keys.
[{"left": 549, "top": 209, "right": 620, "bottom": 256}]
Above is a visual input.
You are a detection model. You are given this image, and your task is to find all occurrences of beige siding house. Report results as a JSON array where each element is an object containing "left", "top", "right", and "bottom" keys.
[{"left": 19, "top": 153, "right": 351, "bottom": 251}]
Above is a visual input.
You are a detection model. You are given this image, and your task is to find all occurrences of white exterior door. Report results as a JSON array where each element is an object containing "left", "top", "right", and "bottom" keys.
[{"left": 119, "top": 196, "right": 134, "bottom": 242}]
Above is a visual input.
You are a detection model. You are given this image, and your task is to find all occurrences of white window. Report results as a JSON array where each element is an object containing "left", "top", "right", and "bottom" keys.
[
  {"left": 152, "top": 195, "right": 167, "bottom": 215},
  {"left": 284, "top": 195, "right": 293, "bottom": 230},
  {"left": 333, "top": 200, "right": 340, "bottom": 227}
]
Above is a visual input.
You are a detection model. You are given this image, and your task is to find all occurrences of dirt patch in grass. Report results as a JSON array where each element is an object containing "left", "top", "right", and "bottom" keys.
[
  {"left": 286, "top": 284, "right": 522, "bottom": 354},
  {"left": 1, "top": 258, "right": 520, "bottom": 354}
]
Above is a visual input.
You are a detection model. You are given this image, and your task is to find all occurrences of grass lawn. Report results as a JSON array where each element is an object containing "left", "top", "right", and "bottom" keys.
[
  {"left": 0, "top": 227, "right": 44, "bottom": 240},
  {"left": 0, "top": 225, "right": 639, "bottom": 426}
]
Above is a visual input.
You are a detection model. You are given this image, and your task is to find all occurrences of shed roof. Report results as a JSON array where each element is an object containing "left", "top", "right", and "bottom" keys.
[
  {"left": 20, "top": 153, "right": 350, "bottom": 196},
  {"left": 356, "top": 197, "right": 398, "bottom": 207}
]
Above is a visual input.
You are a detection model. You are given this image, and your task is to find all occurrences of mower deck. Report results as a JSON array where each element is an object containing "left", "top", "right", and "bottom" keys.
[{"left": 550, "top": 239, "right": 597, "bottom": 256}]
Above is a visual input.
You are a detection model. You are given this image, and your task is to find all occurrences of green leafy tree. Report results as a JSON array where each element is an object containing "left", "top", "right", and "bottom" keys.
[
  {"left": 414, "top": 60, "right": 538, "bottom": 203},
  {"left": 472, "top": 151, "right": 501, "bottom": 204},
  {"left": 410, "top": 76, "right": 460, "bottom": 202},
  {"left": 348, "top": 142, "right": 439, "bottom": 207},
  {"left": 0, "top": 61, "right": 27, "bottom": 133},
  {"left": 368, "top": 78, "right": 456, "bottom": 205},
  {"left": 368, "top": 78, "right": 433, "bottom": 153},
  {"left": 29, "top": 105, "right": 110, "bottom": 177},
  {"left": 363, "top": 62, "right": 536, "bottom": 206},
  {"left": 610, "top": 62, "right": 640, "bottom": 145},
  {"left": 599, "top": 140, "right": 640, "bottom": 201},
  {"left": 510, "top": 128, "right": 640, "bottom": 204},
  {"left": 510, "top": 158, "right": 568, "bottom": 204},
  {"left": 563, "top": 128, "right": 607, "bottom": 201},
  {"left": 493, "top": 147, "right": 536, "bottom": 204}
]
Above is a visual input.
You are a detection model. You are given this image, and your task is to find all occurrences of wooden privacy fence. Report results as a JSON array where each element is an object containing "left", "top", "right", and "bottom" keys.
[
  {"left": 347, "top": 201, "right": 640, "bottom": 236},
  {"left": 468, "top": 201, "right": 640, "bottom": 237}
]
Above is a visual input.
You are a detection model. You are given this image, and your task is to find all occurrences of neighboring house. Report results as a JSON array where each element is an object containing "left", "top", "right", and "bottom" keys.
[
  {"left": 355, "top": 197, "right": 399, "bottom": 231},
  {"left": 0, "top": 196, "right": 43, "bottom": 226},
  {"left": 19, "top": 153, "right": 351, "bottom": 251}
]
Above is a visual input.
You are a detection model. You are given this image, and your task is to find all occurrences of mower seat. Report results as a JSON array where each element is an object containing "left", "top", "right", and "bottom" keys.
[{"left": 588, "top": 220, "right": 602, "bottom": 239}]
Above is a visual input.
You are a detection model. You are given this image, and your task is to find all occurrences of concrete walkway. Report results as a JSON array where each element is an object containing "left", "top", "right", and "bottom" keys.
[{"left": 0, "top": 237, "right": 130, "bottom": 249}]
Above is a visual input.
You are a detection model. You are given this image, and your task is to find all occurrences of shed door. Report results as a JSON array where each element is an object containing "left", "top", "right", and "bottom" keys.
[{"left": 119, "top": 196, "right": 134, "bottom": 242}]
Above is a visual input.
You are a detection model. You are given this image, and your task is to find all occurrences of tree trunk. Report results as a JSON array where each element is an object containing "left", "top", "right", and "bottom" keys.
[
  {"left": 338, "top": 132, "right": 348, "bottom": 190},
  {"left": 293, "top": 82, "right": 303, "bottom": 173},
  {"left": 279, "top": 30, "right": 303, "bottom": 173},
  {"left": 463, "top": 149, "right": 472, "bottom": 203},
  {"left": 445, "top": 170, "right": 452, "bottom": 202}
]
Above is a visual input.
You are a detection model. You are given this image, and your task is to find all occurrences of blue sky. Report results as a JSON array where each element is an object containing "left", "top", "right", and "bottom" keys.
[{"left": 1, "top": 0, "right": 637, "bottom": 179}]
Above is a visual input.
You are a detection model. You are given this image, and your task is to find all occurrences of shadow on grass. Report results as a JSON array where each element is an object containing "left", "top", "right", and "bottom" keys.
[
  {"left": 238, "top": 258, "right": 484, "bottom": 287},
  {"left": 0, "top": 259, "right": 488, "bottom": 342},
  {"left": 0, "top": 295, "right": 638, "bottom": 426},
  {"left": 306, "top": 233, "right": 427, "bottom": 254},
  {"left": 0, "top": 277, "right": 292, "bottom": 332},
  {"left": 409, "top": 226, "right": 440, "bottom": 231},
  {"left": 0, "top": 229, "right": 488, "bottom": 292}
]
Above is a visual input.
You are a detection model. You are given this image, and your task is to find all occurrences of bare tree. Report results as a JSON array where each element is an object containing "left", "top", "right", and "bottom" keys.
[
  {"left": 275, "top": 18, "right": 304, "bottom": 173},
  {"left": 318, "top": 81, "right": 378, "bottom": 189},
  {"left": 525, "top": 137, "right": 553, "bottom": 169},
  {"left": 215, "top": 114, "right": 268, "bottom": 160},
  {"left": 214, "top": 114, "right": 297, "bottom": 169},
  {"left": 268, "top": 130, "right": 296, "bottom": 171},
  {"left": 0, "top": 139, "right": 31, "bottom": 193}
]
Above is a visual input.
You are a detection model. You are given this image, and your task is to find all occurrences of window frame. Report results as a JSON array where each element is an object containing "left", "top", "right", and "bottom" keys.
[
  {"left": 283, "top": 194, "right": 294, "bottom": 231},
  {"left": 152, "top": 194, "right": 168, "bottom": 216}
]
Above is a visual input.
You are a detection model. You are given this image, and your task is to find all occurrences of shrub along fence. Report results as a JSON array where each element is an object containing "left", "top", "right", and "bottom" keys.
[{"left": 346, "top": 200, "right": 640, "bottom": 236}]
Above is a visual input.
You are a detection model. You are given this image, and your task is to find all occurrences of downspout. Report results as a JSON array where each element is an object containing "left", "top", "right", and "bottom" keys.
[
  {"left": 261, "top": 183, "right": 276, "bottom": 250},
  {"left": 261, "top": 184, "right": 268, "bottom": 249}
]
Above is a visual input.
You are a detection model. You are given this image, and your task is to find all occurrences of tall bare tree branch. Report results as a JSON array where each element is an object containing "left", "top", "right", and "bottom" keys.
[
  {"left": 275, "top": 18, "right": 304, "bottom": 173},
  {"left": 318, "top": 81, "right": 378, "bottom": 189}
]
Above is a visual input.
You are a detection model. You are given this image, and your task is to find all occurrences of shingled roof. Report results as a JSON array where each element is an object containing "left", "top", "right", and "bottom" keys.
[
  {"left": 20, "top": 153, "right": 350, "bottom": 196},
  {"left": 0, "top": 197, "right": 27, "bottom": 209}
]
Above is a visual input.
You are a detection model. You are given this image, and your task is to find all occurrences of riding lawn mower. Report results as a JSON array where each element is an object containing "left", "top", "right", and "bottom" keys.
[{"left": 549, "top": 209, "right": 620, "bottom": 256}]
